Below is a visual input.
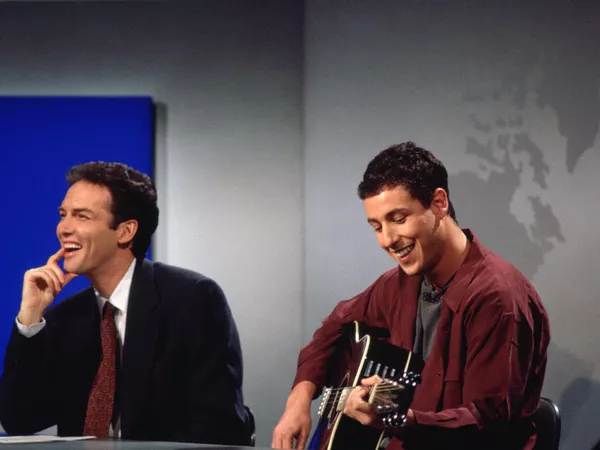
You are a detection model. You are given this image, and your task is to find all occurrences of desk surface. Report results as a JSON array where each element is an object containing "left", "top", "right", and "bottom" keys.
[{"left": 0, "top": 439, "right": 270, "bottom": 449}]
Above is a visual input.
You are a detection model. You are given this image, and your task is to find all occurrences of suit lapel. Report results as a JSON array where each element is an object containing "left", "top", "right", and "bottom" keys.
[{"left": 120, "top": 259, "right": 160, "bottom": 435}]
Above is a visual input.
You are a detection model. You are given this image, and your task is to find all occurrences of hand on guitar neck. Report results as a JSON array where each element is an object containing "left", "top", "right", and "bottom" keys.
[{"left": 343, "top": 375, "right": 416, "bottom": 429}]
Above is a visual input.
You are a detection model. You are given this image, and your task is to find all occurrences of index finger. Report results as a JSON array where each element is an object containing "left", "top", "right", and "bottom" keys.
[
  {"left": 350, "top": 385, "right": 369, "bottom": 402},
  {"left": 361, "top": 375, "right": 383, "bottom": 386},
  {"left": 47, "top": 248, "right": 66, "bottom": 265}
]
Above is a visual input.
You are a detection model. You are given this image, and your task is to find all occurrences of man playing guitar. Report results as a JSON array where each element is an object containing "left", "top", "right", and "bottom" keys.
[{"left": 272, "top": 142, "right": 550, "bottom": 450}]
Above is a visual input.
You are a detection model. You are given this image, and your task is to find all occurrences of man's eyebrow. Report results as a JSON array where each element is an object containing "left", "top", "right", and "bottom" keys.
[{"left": 58, "top": 207, "right": 95, "bottom": 215}]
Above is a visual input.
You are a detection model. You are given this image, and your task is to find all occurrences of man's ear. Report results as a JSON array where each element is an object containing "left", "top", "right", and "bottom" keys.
[
  {"left": 116, "top": 219, "right": 138, "bottom": 248},
  {"left": 430, "top": 188, "right": 449, "bottom": 219}
]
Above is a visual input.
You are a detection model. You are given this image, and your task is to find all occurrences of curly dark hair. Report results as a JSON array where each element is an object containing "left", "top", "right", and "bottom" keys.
[
  {"left": 357, "top": 142, "right": 457, "bottom": 221},
  {"left": 66, "top": 161, "right": 159, "bottom": 258}
]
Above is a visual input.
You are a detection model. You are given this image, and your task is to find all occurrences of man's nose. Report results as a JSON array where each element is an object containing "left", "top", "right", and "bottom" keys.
[
  {"left": 57, "top": 216, "right": 74, "bottom": 237},
  {"left": 380, "top": 225, "right": 398, "bottom": 249}
]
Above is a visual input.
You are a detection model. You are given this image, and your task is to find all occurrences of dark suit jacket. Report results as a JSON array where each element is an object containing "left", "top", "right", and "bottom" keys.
[{"left": 0, "top": 259, "right": 252, "bottom": 445}]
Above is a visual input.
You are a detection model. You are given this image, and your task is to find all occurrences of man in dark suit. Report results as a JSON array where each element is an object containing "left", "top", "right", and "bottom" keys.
[{"left": 0, "top": 162, "right": 252, "bottom": 445}]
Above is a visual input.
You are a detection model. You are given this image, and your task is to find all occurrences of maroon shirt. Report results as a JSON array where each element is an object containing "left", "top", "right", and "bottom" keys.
[{"left": 293, "top": 230, "right": 550, "bottom": 450}]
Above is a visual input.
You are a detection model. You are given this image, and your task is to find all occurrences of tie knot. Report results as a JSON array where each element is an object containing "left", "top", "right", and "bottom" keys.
[{"left": 103, "top": 302, "right": 117, "bottom": 318}]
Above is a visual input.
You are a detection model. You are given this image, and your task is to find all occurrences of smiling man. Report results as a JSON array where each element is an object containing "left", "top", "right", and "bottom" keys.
[
  {"left": 272, "top": 142, "right": 550, "bottom": 450},
  {"left": 0, "top": 162, "right": 252, "bottom": 445}
]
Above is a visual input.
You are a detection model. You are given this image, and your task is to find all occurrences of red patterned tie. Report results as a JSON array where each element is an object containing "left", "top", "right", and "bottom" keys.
[{"left": 83, "top": 302, "right": 117, "bottom": 437}]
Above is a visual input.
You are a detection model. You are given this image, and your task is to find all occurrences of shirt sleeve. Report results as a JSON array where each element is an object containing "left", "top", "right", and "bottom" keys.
[
  {"left": 15, "top": 317, "right": 46, "bottom": 338},
  {"left": 292, "top": 270, "right": 396, "bottom": 394}
]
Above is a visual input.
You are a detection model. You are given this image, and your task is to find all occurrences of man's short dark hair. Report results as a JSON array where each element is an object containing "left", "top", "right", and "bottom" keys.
[
  {"left": 357, "top": 141, "right": 457, "bottom": 221},
  {"left": 66, "top": 161, "right": 159, "bottom": 258}
]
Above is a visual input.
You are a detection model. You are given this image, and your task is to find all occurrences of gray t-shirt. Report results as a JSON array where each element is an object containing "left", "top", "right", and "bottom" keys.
[{"left": 412, "top": 278, "right": 446, "bottom": 361}]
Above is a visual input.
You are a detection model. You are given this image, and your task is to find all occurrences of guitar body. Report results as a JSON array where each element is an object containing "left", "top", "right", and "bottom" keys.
[{"left": 309, "top": 322, "right": 423, "bottom": 450}]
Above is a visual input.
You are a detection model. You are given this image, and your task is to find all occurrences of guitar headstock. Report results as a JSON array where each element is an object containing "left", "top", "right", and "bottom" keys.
[{"left": 368, "top": 371, "right": 421, "bottom": 417}]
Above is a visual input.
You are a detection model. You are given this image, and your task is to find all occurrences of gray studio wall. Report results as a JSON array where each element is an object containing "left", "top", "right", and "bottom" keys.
[
  {"left": 0, "top": 2, "right": 303, "bottom": 445},
  {"left": 303, "top": 1, "right": 600, "bottom": 449}
]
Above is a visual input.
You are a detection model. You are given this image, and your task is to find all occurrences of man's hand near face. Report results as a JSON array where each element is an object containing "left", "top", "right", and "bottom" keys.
[{"left": 18, "top": 248, "right": 78, "bottom": 326}]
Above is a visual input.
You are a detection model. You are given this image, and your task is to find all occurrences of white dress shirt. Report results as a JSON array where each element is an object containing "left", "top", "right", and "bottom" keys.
[{"left": 16, "top": 258, "right": 137, "bottom": 438}]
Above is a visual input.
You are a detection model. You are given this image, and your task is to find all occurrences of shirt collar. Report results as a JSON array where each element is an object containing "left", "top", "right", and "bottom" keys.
[
  {"left": 95, "top": 258, "right": 137, "bottom": 314},
  {"left": 441, "top": 229, "right": 485, "bottom": 312}
]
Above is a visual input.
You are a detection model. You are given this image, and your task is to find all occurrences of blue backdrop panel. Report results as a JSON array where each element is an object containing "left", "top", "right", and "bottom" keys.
[{"left": 0, "top": 96, "right": 154, "bottom": 374}]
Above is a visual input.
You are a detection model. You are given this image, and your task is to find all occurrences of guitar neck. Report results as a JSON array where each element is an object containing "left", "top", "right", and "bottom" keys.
[{"left": 324, "top": 383, "right": 405, "bottom": 414}]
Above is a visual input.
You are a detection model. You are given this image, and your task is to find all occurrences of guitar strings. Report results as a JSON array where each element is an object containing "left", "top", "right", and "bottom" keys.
[
  {"left": 318, "top": 385, "right": 410, "bottom": 409},
  {"left": 319, "top": 392, "right": 407, "bottom": 410},
  {"left": 321, "top": 383, "right": 409, "bottom": 395}
]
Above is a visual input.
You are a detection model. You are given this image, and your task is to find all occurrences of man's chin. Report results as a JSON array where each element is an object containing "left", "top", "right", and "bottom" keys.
[
  {"left": 63, "top": 263, "right": 83, "bottom": 276},
  {"left": 398, "top": 261, "right": 422, "bottom": 276}
]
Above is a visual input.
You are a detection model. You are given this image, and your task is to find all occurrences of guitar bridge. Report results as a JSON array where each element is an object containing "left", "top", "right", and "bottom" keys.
[
  {"left": 336, "top": 388, "right": 351, "bottom": 412},
  {"left": 318, "top": 387, "right": 332, "bottom": 416}
]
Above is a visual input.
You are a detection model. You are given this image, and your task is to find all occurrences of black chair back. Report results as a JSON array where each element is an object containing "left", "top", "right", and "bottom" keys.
[
  {"left": 532, "top": 397, "right": 561, "bottom": 450},
  {"left": 244, "top": 405, "right": 256, "bottom": 447}
]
